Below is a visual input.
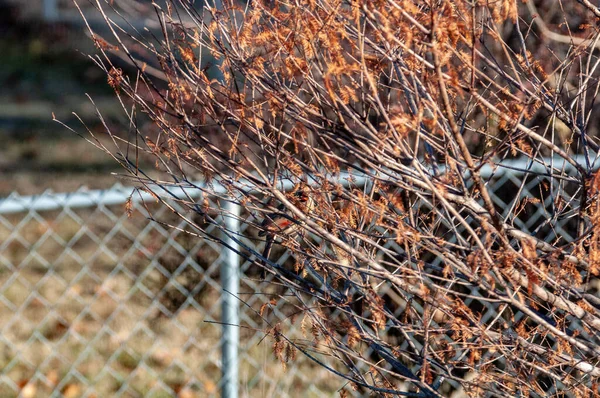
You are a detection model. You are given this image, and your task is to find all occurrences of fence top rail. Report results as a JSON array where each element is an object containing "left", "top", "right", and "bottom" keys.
[{"left": 0, "top": 155, "right": 594, "bottom": 215}]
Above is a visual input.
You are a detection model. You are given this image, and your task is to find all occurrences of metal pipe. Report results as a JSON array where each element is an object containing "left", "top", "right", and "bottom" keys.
[
  {"left": 1, "top": 155, "right": 593, "bottom": 215},
  {"left": 221, "top": 200, "right": 240, "bottom": 398},
  {"left": 43, "top": 0, "right": 59, "bottom": 21}
]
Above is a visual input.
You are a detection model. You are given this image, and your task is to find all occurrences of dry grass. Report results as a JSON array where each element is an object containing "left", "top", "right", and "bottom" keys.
[{"left": 0, "top": 203, "right": 345, "bottom": 397}]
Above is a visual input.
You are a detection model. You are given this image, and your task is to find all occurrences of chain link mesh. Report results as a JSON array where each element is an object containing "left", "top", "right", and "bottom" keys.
[
  {"left": 0, "top": 165, "right": 585, "bottom": 396},
  {"left": 0, "top": 184, "right": 343, "bottom": 397}
]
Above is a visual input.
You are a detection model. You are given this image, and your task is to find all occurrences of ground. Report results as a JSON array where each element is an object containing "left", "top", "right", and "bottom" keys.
[{"left": 0, "top": 5, "right": 128, "bottom": 196}]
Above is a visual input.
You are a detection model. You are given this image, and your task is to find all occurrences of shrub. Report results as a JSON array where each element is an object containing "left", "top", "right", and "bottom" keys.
[{"left": 73, "top": 0, "right": 600, "bottom": 395}]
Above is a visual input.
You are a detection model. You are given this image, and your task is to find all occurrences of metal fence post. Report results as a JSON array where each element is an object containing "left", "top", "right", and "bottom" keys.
[
  {"left": 222, "top": 200, "right": 240, "bottom": 398},
  {"left": 43, "top": 0, "right": 59, "bottom": 22}
]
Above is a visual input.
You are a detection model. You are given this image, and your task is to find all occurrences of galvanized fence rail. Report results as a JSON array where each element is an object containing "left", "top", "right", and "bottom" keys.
[{"left": 0, "top": 156, "right": 594, "bottom": 397}]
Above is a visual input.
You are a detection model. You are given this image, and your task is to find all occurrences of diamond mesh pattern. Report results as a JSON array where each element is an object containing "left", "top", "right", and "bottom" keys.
[
  {"left": 0, "top": 166, "right": 584, "bottom": 396},
  {"left": 0, "top": 184, "right": 352, "bottom": 397}
]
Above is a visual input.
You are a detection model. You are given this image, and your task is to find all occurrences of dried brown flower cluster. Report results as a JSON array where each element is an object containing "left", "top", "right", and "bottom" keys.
[{"left": 74, "top": 0, "right": 600, "bottom": 396}]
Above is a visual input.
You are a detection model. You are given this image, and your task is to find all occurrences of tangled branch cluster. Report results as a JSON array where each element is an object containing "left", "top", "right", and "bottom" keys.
[{"left": 74, "top": 0, "right": 600, "bottom": 396}]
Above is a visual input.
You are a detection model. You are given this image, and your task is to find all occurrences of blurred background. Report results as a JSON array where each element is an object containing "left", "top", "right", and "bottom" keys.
[{"left": 0, "top": 0, "right": 139, "bottom": 196}]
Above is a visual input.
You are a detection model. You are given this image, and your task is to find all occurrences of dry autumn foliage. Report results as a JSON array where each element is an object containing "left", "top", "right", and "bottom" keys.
[{"left": 68, "top": 0, "right": 600, "bottom": 396}]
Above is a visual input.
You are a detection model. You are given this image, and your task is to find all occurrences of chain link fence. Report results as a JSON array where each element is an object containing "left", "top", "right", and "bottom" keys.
[{"left": 0, "top": 156, "right": 593, "bottom": 397}]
